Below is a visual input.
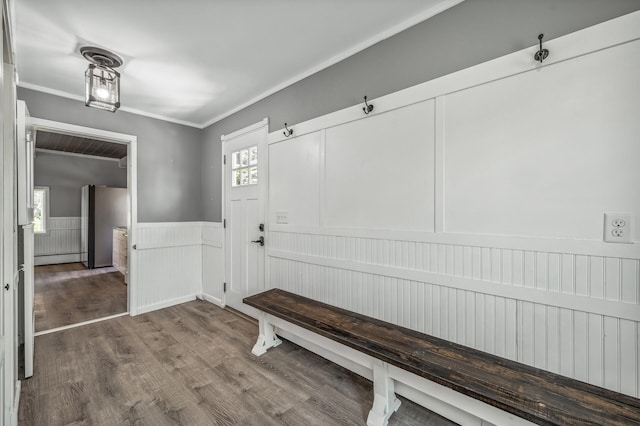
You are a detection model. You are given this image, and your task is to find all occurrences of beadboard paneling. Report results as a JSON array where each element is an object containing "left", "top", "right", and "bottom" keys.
[
  {"left": 260, "top": 16, "right": 640, "bottom": 403},
  {"left": 136, "top": 221, "right": 202, "bottom": 250},
  {"left": 268, "top": 233, "right": 640, "bottom": 398},
  {"left": 135, "top": 222, "right": 203, "bottom": 314},
  {"left": 34, "top": 217, "right": 81, "bottom": 257},
  {"left": 269, "top": 232, "right": 640, "bottom": 305},
  {"left": 202, "top": 222, "right": 224, "bottom": 306}
]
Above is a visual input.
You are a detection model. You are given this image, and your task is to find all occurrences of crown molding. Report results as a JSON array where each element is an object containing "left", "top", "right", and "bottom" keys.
[
  {"left": 18, "top": 0, "right": 463, "bottom": 130},
  {"left": 18, "top": 82, "right": 203, "bottom": 129},
  {"left": 200, "top": 0, "right": 464, "bottom": 128}
]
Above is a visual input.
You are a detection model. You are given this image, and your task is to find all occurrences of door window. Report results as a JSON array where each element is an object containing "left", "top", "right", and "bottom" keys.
[{"left": 231, "top": 146, "right": 258, "bottom": 187}]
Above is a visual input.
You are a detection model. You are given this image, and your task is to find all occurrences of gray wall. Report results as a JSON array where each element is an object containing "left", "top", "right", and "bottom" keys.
[
  {"left": 18, "top": 87, "right": 203, "bottom": 222},
  {"left": 34, "top": 151, "right": 127, "bottom": 217},
  {"left": 201, "top": 0, "right": 640, "bottom": 222}
]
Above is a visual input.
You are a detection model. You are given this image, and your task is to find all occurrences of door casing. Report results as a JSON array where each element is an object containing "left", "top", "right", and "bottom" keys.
[{"left": 221, "top": 118, "right": 269, "bottom": 317}]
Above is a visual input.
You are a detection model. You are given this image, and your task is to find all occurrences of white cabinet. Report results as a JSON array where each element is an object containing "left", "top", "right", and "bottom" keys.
[{"left": 112, "top": 228, "right": 128, "bottom": 283}]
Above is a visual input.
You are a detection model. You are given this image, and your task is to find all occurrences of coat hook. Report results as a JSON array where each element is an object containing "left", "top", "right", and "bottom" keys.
[
  {"left": 362, "top": 96, "right": 374, "bottom": 115},
  {"left": 534, "top": 33, "right": 549, "bottom": 63},
  {"left": 283, "top": 123, "right": 293, "bottom": 137}
]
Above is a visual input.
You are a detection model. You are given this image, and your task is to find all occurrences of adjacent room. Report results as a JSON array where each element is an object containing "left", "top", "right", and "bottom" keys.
[
  {"left": 32, "top": 133, "right": 129, "bottom": 332},
  {"left": 0, "top": 1, "right": 638, "bottom": 425}
]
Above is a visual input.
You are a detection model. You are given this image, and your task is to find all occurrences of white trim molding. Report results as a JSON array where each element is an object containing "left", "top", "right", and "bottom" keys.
[
  {"left": 262, "top": 11, "right": 640, "bottom": 404},
  {"left": 136, "top": 294, "right": 198, "bottom": 315},
  {"left": 201, "top": 0, "right": 464, "bottom": 128},
  {"left": 26, "top": 116, "right": 139, "bottom": 315},
  {"left": 18, "top": 0, "right": 465, "bottom": 129},
  {"left": 267, "top": 10, "right": 640, "bottom": 144},
  {"left": 18, "top": 82, "right": 202, "bottom": 129}
]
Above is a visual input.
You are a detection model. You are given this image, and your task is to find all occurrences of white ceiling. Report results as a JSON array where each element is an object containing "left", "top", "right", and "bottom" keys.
[{"left": 14, "top": 0, "right": 460, "bottom": 128}]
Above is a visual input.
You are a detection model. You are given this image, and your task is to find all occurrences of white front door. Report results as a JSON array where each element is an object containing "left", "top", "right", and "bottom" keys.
[{"left": 223, "top": 120, "right": 268, "bottom": 317}]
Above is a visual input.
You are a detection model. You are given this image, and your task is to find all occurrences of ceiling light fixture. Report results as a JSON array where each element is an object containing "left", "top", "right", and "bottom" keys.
[{"left": 80, "top": 46, "right": 123, "bottom": 112}]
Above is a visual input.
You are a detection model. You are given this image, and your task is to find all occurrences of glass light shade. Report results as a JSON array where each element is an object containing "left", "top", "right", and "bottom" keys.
[{"left": 85, "top": 63, "right": 120, "bottom": 112}]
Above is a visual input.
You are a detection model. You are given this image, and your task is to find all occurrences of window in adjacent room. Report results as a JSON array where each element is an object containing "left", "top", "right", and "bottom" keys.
[
  {"left": 33, "top": 186, "right": 49, "bottom": 234},
  {"left": 231, "top": 146, "right": 258, "bottom": 187}
]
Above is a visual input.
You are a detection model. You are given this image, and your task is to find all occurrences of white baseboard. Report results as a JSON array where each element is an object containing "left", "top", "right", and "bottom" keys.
[
  {"left": 34, "top": 253, "right": 81, "bottom": 266},
  {"left": 200, "top": 292, "right": 225, "bottom": 308},
  {"left": 136, "top": 294, "right": 197, "bottom": 315}
]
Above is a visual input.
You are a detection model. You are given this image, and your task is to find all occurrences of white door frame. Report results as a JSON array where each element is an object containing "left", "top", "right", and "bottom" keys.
[
  {"left": 221, "top": 118, "right": 269, "bottom": 314},
  {"left": 3, "top": 1, "right": 19, "bottom": 423},
  {"left": 25, "top": 117, "right": 139, "bottom": 315}
]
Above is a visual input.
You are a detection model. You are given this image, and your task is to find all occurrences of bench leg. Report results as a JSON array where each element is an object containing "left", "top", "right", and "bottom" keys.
[
  {"left": 367, "top": 360, "right": 401, "bottom": 426},
  {"left": 251, "top": 312, "right": 283, "bottom": 356}
]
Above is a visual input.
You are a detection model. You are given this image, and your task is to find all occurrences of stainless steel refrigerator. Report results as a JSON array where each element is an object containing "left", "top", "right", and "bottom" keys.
[{"left": 81, "top": 185, "right": 127, "bottom": 268}]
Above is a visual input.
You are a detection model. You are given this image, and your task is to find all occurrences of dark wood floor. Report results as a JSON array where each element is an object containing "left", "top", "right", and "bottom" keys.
[
  {"left": 19, "top": 300, "right": 458, "bottom": 425},
  {"left": 35, "top": 262, "right": 127, "bottom": 332}
]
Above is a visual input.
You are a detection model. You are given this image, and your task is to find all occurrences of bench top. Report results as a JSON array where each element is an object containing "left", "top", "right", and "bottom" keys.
[{"left": 244, "top": 288, "right": 640, "bottom": 426}]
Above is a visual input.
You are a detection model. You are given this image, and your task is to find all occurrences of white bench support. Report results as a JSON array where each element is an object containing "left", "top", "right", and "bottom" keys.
[
  {"left": 251, "top": 312, "right": 283, "bottom": 356},
  {"left": 367, "top": 360, "right": 401, "bottom": 426},
  {"left": 250, "top": 309, "right": 538, "bottom": 426}
]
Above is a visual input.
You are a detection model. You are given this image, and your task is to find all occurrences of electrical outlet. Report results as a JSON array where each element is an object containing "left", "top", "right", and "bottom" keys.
[
  {"left": 612, "top": 219, "right": 626, "bottom": 228},
  {"left": 604, "top": 213, "right": 633, "bottom": 243},
  {"left": 275, "top": 211, "right": 288, "bottom": 224}
]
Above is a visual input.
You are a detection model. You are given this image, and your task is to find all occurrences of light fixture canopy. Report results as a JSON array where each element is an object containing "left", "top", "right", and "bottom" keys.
[{"left": 80, "top": 46, "right": 123, "bottom": 112}]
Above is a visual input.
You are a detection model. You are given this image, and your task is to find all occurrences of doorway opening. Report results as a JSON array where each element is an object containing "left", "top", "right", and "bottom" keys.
[
  {"left": 33, "top": 141, "right": 128, "bottom": 333},
  {"left": 20, "top": 115, "right": 138, "bottom": 378}
]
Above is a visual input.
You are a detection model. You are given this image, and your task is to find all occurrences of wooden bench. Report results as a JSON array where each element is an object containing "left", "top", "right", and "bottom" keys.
[{"left": 244, "top": 289, "right": 640, "bottom": 426}]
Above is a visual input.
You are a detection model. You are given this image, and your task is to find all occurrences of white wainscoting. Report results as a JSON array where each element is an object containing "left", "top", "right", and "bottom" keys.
[
  {"left": 32, "top": 220, "right": 226, "bottom": 314},
  {"left": 34, "top": 217, "right": 81, "bottom": 265},
  {"left": 268, "top": 232, "right": 639, "bottom": 398},
  {"left": 202, "top": 222, "right": 225, "bottom": 307},
  {"left": 135, "top": 222, "right": 224, "bottom": 314},
  {"left": 263, "top": 13, "right": 640, "bottom": 401}
]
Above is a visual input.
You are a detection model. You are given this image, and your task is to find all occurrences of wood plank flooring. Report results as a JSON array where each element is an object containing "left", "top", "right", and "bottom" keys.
[
  {"left": 19, "top": 300, "right": 458, "bottom": 425},
  {"left": 35, "top": 263, "right": 127, "bottom": 332}
]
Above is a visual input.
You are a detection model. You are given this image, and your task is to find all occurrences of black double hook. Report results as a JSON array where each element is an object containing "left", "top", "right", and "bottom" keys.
[
  {"left": 362, "top": 96, "right": 374, "bottom": 115},
  {"left": 283, "top": 123, "right": 293, "bottom": 137},
  {"left": 534, "top": 33, "right": 549, "bottom": 63}
]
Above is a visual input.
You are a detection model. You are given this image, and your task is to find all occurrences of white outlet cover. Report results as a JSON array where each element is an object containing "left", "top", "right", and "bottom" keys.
[{"left": 604, "top": 213, "right": 633, "bottom": 243}]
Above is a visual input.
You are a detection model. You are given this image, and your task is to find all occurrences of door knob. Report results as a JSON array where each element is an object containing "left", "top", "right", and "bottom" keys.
[{"left": 251, "top": 236, "right": 265, "bottom": 247}]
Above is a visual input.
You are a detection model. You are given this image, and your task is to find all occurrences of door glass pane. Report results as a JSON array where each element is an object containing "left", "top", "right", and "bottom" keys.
[
  {"left": 249, "top": 146, "right": 258, "bottom": 165},
  {"left": 232, "top": 151, "right": 241, "bottom": 169},
  {"left": 232, "top": 170, "right": 241, "bottom": 187},
  {"left": 231, "top": 146, "right": 259, "bottom": 188}
]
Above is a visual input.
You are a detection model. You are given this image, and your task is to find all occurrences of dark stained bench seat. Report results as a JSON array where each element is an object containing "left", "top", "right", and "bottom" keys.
[{"left": 244, "top": 288, "right": 640, "bottom": 426}]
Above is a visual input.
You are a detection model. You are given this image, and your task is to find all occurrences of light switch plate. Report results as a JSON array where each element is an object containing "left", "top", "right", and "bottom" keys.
[{"left": 276, "top": 211, "right": 288, "bottom": 224}]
